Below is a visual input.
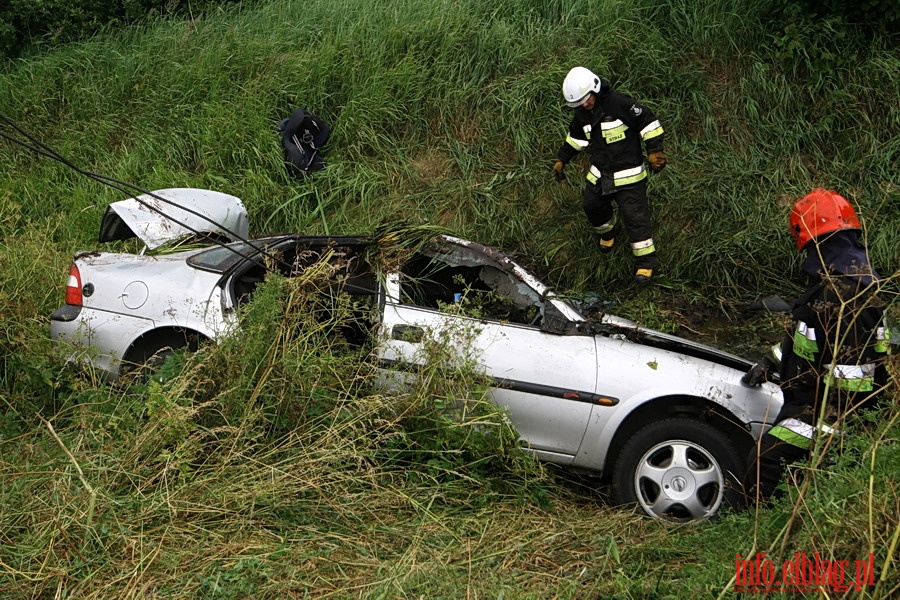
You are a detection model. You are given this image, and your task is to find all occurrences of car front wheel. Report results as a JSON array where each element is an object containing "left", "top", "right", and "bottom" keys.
[{"left": 612, "top": 418, "right": 744, "bottom": 521}]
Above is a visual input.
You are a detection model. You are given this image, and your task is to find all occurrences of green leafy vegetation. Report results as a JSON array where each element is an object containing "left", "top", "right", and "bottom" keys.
[
  {"left": 0, "top": 0, "right": 897, "bottom": 596},
  {"left": 0, "top": 0, "right": 253, "bottom": 59}
]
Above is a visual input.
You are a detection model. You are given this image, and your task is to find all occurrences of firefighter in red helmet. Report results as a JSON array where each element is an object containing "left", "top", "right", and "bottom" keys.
[{"left": 742, "top": 189, "right": 890, "bottom": 502}]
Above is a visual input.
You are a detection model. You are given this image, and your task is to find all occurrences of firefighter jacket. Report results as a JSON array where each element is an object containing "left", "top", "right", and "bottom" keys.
[
  {"left": 770, "top": 275, "right": 890, "bottom": 422},
  {"left": 556, "top": 81, "right": 664, "bottom": 195}
]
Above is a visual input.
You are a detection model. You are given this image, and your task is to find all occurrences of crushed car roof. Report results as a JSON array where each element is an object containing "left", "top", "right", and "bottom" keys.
[{"left": 98, "top": 188, "right": 249, "bottom": 250}]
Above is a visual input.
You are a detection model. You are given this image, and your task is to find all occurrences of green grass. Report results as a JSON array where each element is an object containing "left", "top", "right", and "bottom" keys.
[{"left": 0, "top": 0, "right": 898, "bottom": 597}]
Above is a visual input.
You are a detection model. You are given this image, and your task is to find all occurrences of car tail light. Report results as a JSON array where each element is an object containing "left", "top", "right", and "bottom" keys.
[{"left": 65, "top": 264, "right": 83, "bottom": 306}]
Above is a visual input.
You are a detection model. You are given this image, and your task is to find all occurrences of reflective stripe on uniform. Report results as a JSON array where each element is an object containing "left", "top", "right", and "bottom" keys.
[
  {"left": 601, "top": 119, "right": 627, "bottom": 144},
  {"left": 594, "top": 215, "right": 617, "bottom": 235},
  {"left": 640, "top": 119, "right": 664, "bottom": 141},
  {"left": 631, "top": 238, "right": 656, "bottom": 257},
  {"left": 825, "top": 362, "right": 876, "bottom": 392},
  {"left": 875, "top": 325, "right": 891, "bottom": 354},
  {"left": 585, "top": 165, "right": 647, "bottom": 187},
  {"left": 771, "top": 342, "right": 783, "bottom": 366},
  {"left": 613, "top": 165, "right": 647, "bottom": 186},
  {"left": 769, "top": 417, "right": 842, "bottom": 449},
  {"left": 566, "top": 134, "right": 588, "bottom": 150},
  {"left": 792, "top": 321, "right": 818, "bottom": 361},
  {"left": 768, "top": 418, "right": 814, "bottom": 449}
]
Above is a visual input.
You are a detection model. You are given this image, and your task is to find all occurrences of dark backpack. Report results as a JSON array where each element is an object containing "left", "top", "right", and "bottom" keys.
[{"left": 278, "top": 108, "right": 331, "bottom": 178}]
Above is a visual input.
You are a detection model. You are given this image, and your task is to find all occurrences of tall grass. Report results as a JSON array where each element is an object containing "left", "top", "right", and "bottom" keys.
[
  {"left": 2, "top": 0, "right": 894, "bottom": 292},
  {"left": 0, "top": 0, "right": 897, "bottom": 596}
]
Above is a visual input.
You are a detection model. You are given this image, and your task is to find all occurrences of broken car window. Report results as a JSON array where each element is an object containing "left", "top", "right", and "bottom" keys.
[
  {"left": 398, "top": 247, "right": 544, "bottom": 326},
  {"left": 221, "top": 239, "right": 380, "bottom": 346}
]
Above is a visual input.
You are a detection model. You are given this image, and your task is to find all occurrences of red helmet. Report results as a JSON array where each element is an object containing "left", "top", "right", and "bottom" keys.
[{"left": 789, "top": 189, "right": 861, "bottom": 249}]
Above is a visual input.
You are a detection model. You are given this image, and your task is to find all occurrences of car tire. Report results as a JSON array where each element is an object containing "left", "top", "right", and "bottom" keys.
[
  {"left": 123, "top": 334, "right": 191, "bottom": 382},
  {"left": 612, "top": 418, "right": 744, "bottom": 521},
  {"left": 143, "top": 345, "right": 176, "bottom": 372}
]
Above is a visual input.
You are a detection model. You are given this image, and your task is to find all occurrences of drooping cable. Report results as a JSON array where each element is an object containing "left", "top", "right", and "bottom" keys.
[{"left": 0, "top": 113, "right": 289, "bottom": 269}]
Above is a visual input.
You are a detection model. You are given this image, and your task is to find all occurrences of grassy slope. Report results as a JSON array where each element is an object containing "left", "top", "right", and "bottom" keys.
[{"left": 0, "top": 0, "right": 898, "bottom": 597}]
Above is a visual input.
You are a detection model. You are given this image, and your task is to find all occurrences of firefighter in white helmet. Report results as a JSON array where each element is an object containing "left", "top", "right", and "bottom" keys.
[{"left": 553, "top": 66, "right": 666, "bottom": 284}]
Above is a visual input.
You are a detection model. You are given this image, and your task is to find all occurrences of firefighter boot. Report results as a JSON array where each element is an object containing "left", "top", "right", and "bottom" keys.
[
  {"left": 631, "top": 238, "right": 659, "bottom": 285},
  {"left": 633, "top": 251, "right": 657, "bottom": 285},
  {"left": 597, "top": 224, "right": 620, "bottom": 254},
  {"left": 634, "top": 268, "right": 653, "bottom": 285}
]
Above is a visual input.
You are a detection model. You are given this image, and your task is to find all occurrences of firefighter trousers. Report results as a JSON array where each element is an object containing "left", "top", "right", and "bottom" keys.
[
  {"left": 743, "top": 408, "right": 815, "bottom": 502},
  {"left": 582, "top": 180, "right": 657, "bottom": 269}
]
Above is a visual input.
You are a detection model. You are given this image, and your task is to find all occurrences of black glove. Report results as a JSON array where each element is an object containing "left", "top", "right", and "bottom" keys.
[
  {"left": 741, "top": 356, "right": 777, "bottom": 387},
  {"left": 553, "top": 159, "right": 566, "bottom": 182}
]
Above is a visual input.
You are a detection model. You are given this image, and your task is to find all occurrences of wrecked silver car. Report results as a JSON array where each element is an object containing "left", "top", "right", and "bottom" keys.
[{"left": 50, "top": 189, "right": 783, "bottom": 521}]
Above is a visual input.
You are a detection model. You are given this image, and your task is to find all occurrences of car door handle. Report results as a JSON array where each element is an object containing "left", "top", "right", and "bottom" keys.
[{"left": 392, "top": 324, "right": 424, "bottom": 343}]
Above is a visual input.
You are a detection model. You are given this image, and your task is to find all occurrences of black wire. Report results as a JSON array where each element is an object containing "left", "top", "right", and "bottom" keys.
[{"left": 0, "top": 113, "right": 291, "bottom": 270}]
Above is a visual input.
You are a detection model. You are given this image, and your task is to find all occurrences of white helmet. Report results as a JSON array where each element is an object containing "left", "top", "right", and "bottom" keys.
[{"left": 562, "top": 66, "right": 602, "bottom": 108}]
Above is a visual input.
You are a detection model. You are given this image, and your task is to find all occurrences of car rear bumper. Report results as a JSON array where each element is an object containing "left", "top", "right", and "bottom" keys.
[
  {"left": 51, "top": 304, "right": 82, "bottom": 322},
  {"left": 49, "top": 304, "right": 149, "bottom": 381}
]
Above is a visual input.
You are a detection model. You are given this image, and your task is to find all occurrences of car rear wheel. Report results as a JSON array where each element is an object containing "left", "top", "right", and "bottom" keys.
[
  {"left": 122, "top": 331, "right": 197, "bottom": 382},
  {"left": 612, "top": 418, "right": 744, "bottom": 521}
]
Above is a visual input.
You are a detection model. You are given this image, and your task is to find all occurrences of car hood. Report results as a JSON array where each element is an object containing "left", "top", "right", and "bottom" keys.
[
  {"left": 594, "top": 314, "right": 754, "bottom": 371},
  {"left": 99, "top": 188, "right": 249, "bottom": 250}
]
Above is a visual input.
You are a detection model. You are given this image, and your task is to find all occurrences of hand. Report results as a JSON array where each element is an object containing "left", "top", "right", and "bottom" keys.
[
  {"left": 553, "top": 159, "right": 566, "bottom": 182},
  {"left": 742, "top": 358, "right": 774, "bottom": 387},
  {"left": 647, "top": 151, "right": 666, "bottom": 173}
]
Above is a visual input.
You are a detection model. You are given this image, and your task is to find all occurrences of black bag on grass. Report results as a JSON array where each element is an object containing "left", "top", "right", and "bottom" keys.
[{"left": 278, "top": 108, "right": 331, "bottom": 178}]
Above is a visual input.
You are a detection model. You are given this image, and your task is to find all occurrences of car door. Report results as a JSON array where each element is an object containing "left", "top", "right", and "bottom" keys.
[{"left": 376, "top": 242, "right": 598, "bottom": 463}]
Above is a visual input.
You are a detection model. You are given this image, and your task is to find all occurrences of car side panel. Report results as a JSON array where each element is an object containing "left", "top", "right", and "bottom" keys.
[
  {"left": 50, "top": 307, "right": 155, "bottom": 378},
  {"left": 378, "top": 301, "right": 598, "bottom": 461},
  {"left": 571, "top": 334, "right": 783, "bottom": 472},
  {"left": 50, "top": 251, "right": 229, "bottom": 378}
]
